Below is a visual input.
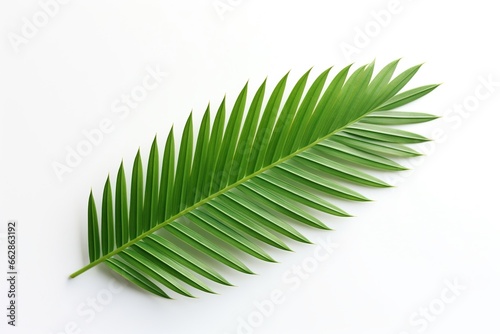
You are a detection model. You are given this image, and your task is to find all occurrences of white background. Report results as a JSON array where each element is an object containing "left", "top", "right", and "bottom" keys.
[{"left": 1, "top": 0, "right": 499, "bottom": 333}]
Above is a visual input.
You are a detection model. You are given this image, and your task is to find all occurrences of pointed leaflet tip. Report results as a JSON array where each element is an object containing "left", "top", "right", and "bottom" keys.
[
  {"left": 204, "top": 103, "right": 211, "bottom": 118},
  {"left": 341, "top": 63, "right": 354, "bottom": 76}
]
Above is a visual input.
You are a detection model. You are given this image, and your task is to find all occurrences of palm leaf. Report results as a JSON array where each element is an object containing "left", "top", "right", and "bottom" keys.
[{"left": 70, "top": 60, "right": 439, "bottom": 298}]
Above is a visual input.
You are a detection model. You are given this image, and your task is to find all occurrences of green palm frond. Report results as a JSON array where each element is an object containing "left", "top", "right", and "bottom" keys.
[{"left": 70, "top": 60, "right": 439, "bottom": 298}]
